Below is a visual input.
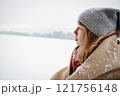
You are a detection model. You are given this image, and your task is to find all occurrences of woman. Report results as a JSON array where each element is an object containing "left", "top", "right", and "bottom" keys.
[{"left": 50, "top": 8, "right": 120, "bottom": 80}]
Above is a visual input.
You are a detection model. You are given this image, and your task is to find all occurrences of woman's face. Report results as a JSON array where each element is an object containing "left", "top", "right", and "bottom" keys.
[{"left": 74, "top": 23, "right": 87, "bottom": 46}]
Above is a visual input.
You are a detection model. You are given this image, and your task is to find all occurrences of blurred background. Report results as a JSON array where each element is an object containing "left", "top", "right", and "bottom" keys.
[{"left": 0, "top": 0, "right": 120, "bottom": 80}]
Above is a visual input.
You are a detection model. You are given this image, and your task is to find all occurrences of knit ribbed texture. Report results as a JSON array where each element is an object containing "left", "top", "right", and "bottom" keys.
[{"left": 78, "top": 8, "right": 120, "bottom": 36}]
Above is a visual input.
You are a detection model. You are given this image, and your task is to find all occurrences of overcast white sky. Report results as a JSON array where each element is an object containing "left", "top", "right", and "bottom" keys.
[{"left": 0, "top": 0, "right": 120, "bottom": 33}]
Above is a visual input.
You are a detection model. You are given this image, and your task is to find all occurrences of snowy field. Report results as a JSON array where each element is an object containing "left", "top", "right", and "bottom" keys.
[{"left": 0, "top": 34, "right": 76, "bottom": 80}]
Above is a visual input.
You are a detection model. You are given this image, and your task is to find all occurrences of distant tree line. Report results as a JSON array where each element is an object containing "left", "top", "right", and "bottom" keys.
[{"left": 0, "top": 31, "right": 74, "bottom": 40}]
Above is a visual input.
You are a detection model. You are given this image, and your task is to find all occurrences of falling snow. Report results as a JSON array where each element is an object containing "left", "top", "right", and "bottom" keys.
[
  {"left": 113, "top": 52, "right": 117, "bottom": 60},
  {"left": 104, "top": 64, "right": 113, "bottom": 72},
  {"left": 77, "top": 66, "right": 86, "bottom": 75},
  {"left": 106, "top": 50, "right": 110, "bottom": 54},
  {"left": 84, "top": 16, "right": 88, "bottom": 19},
  {"left": 87, "top": 73, "right": 91, "bottom": 79},
  {"left": 85, "top": 65, "right": 90, "bottom": 68},
  {"left": 106, "top": 73, "right": 113, "bottom": 79},
  {"left": 113, "top": 48, "right": 116, "bottom": 51}
]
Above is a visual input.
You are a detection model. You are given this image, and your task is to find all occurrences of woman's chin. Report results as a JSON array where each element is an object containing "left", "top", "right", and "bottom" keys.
[{"left": 76, "top": 42, "right": 80, "bottom": 46}]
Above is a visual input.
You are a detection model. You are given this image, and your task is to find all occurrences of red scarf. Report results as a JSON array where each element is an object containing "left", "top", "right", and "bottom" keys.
[{"left": 72, "top": 49, "right": 81, "bottom": 69}]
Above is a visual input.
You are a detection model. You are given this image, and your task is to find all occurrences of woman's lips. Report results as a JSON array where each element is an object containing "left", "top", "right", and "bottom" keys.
[{"left": 75, "top": 38, "right": 78, "bottom": 41}]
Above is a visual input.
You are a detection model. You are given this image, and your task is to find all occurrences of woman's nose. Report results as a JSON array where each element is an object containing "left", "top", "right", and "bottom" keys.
[{"left": 74, "top": 28, "right": 78, "bottom": 35}]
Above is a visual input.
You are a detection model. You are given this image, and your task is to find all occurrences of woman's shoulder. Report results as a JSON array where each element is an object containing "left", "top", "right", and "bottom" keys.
[
  {"left": 67, "top": 34, "right": 120, "bottom": 80},
  {"left": 50, "top": 66, "right": 69, "bottom": 80}
]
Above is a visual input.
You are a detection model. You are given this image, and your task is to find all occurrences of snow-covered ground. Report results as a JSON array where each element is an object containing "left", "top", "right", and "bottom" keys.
[{"left": 0, "top": 34, "right": 76, "bottom": 80}]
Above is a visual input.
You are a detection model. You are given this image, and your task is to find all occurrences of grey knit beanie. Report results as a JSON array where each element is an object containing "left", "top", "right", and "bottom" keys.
[{"left": 78, "top": 8, "right": 120, "bottom": 36}]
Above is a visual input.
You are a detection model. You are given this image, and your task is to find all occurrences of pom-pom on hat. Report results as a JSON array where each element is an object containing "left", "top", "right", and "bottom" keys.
[{"left": 78, "top": 8, "right": 120, "bottom": 36}]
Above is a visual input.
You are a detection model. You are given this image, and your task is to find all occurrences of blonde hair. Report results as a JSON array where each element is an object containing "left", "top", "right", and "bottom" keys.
[{"left": 77, "top": 21, "right": 119, "bottom": 63}]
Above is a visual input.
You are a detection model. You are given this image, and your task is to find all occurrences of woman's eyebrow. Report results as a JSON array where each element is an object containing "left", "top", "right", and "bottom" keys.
[{"left": 78, "top": 25, "right": 82, "bottom": 28}]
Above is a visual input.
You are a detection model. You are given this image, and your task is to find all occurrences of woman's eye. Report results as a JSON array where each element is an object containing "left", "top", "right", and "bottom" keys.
[
  {"left": 77, "top": 28, "right": 82, "bottom": 32},
  {"left": 79, "top": 27, "right": 82, "bottom": 30}
]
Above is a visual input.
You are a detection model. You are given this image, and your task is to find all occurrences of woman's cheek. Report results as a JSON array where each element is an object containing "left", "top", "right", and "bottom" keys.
[
  {"left": 77, "top": 37, "right": 82, "bottom": 46},
  {"left": 78, "top": 33, "right": 84, "bottom": 45}
]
